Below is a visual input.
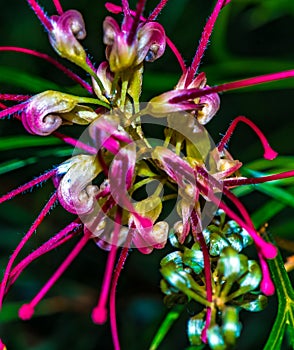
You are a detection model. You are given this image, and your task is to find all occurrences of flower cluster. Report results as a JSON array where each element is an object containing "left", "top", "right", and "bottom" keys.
[{"left": 0, "top": 0, "right": 294, "bottom": 349}]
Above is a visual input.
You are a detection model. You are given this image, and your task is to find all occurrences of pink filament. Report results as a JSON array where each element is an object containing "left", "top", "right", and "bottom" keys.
[
  {"left": 171, "top": 70, "right": 294, "bottom": 103},
  {"left": 148, "top": 0, "right": 169, "bottom": 21},
  {"left": 0, "top": 192, "right": 58, "bottom": 309},
  {"left": 0, "top": 47, "right": 93, "bottom": 93},
  {"left": 52, "top": 0, "right": 63, "bottom": 15},
  {"left": 92, "top": 209, "right": 122, "bottom": 325},
  {"left": 53, "top": 132, "right": 97, "bottom": 154},
  {"left": 121, "top": 0, "right": 130, "bottom": 16},
  {"left": 191, "top": 210, "right": 212, "bottom": 343},
  {"left": 186, "top": 0, "right": 225, "bottom": 85},
  {"left": 0, "top": 102, "right": 27, "bottom": 120},
  {"left": 128, "top": 0, "right": 147, "bottom": 45},
  {"left": 110, "top": 235, "right": 132, "bottom": 350},
  {"left": 0, "top": 94, "right": 30, "bottom": 102},
  {"left": 27, "top": 0, "right": 53, "bottom": 31},
  {"left": 224, "top": 170, "right": 294, "bottom": 187},
  {"left": 218, "top": 116, "right": 278, "bottom": 160},
  {"left": 5, "top": 220, "right": 82, "bottom": 291},
  {"left": 0, "top": 169, "right": 57, "bottom": 205},
  {"left": 19, "top": 232, "right": 91, "bottom": 320}
]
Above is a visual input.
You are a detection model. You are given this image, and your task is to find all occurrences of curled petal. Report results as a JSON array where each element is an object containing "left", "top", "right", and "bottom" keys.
[
  {"left": 57, "top": 155, "right": 102, "bottom": 215},
  {"left": 92, "top": 62, "right": 114, "bottom": 102},
  {"left": 197, "top": 91, "right": 220, "bottom": 125},
  {"left": 137, "top": 22, "right": 166, "bottom": 63},
  {"left": 49, "top": 10, "right": 87, "bottom": 66},
  {"left": 22, "top": 91, "right": 79, "bottom": 135},
  {"left": 89, "top": 113, "right": 132, "bottom": 154},
  {"left": 103, "top": 16, "right": 137, "bottom": 72}
]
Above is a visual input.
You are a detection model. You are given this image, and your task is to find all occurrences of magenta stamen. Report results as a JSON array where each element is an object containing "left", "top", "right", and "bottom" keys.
[
  {"left": 148, "top": 0, "right": 169, "bottom": 21},
  {"left": 0, "top": 169, "right": 56, "bottom": 205},
  {"left": 218, "top": 116, "right": 278, "bottom": 160},
  {"left": 171, "top": 70, "right": 294, "bottom": 103},
  {"left": 127, "top": 0, "right": 147, "bottom": 45},
  {"left": 18, "top": 232, "right": 91, "bottom": 320},
  {"left": 224, "top": 170, "right": 294, "bottom": 187},
  {"left": 0, "top": 103, "right": 6, "bottom": 109},
  {"left": 27, "top": 0, "right": 53, "bottom": 31},
  {"left": 186, "top": 0, "right": 225, "bottom": 85},
  {"left": 92, "top": 208, "right": 122, "bottom": 325},
  {"left": 0, "top": 192, "right": 58, "bottom": 309},
  {"left": 190, "top": 210, "right": 212, "bottom": 343},
  {"left": 258, "top": 252, "right": 275, "bottom": 296},
  {"left": 104, "top": 3, "right": 186, "bottom": 72},
  {"left": 5, "top": 220, "right": 82, "bottom": 291},
  {"left": 52, "top": 0, "right": 63, "bottom": 15},
  {"left": 53, "top": 132, "right": 97, "bottom": 154},
  {"left": 0, "top": 102, "right": 27, "bottom": 120},
  {"left": 0, "top": 47, "right": 93, "bottom": 93},
  {"left": 110, "top": 234, "right": 132, "bottom": 350},
  {"left": 0, "top": 94, "right": 30, "bottom": 102},
  {"left": 121, "top": 0, "right": 130, "bottom": 17}
]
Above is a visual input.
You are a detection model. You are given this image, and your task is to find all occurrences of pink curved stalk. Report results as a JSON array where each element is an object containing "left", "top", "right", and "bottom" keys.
[
  {"left": 148, "top": 0, "right": 169, "bottom": 21},
  {"left": 0, "top": 169, "right": 57, "bottom": 205},
  {"left": 186, "top": 0, "right": 226, "bottom": 85},
  {"left": 0, "top": 102, "right": 27, "bottom": 120},
  {"left": 171, "top": 70, "right": 294, "bottom": 103},
  {"left": 109, "top": 234, "right": 132, "bottom": 350},
  {"left": 27, "top": 0, "right": 53, "bottom": 31},
  {"left": 0, "top": 47, "right": 93, "bottom": 93},
  {"left": 0, "top": 94, "right": 30, "bottom": 102},
  {"left": 4, "top": 220, "right": 82, "bottom": 291},
  {"left": 53, "top": 132, "right": 97, "bottom": 154},
  {"left": 18, "top": 231, "right": 91, "bottom": 320},
  {"left": 191, "top": 209, "right": 212, "bottom": 343},
  {"left": 218, "top": 116, "right": 278, "bottom": 160},
  {"left": 224, "top": 170, "right": 294, "bottom": 187},
  {"left": 104, "top": 2, "right": 186, "bottom": 72},
  {"left": 128, "top": 0, "right": 147, "bottom": 45},
  {"left": 92, "top": 208, "right": 122, "bottom": 325},
  {"left": 52, "top": 0, "right": 63, "bottom": 15},
  {"left": 0, "top": 192, "right": 58, "bottom": 309}
]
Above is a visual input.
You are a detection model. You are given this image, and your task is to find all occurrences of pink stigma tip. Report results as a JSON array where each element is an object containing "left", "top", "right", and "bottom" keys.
[
  {"left": 264, "top": 149, "right": 278, "bottom": 160},
  {"left": 91, "top": 306, "right": 108, "bottom": 325},
  {"left": 262, "top": 243, "right": 278, "bottom": 260},
  {"left": 18, "top": 304, "right": 35, "bottom": 320}
]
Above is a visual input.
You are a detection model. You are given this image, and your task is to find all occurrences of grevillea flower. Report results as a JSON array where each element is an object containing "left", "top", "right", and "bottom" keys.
[{"left": 0, "top": 0, "right": 294, "bottom": 349}]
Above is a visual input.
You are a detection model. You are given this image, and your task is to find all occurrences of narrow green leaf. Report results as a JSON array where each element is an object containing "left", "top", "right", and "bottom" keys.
[{"left": 0, "top": 135, "right": 63, "bottom": 151}]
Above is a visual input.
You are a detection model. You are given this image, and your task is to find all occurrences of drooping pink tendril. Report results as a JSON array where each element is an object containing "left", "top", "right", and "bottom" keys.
[
  {"left": 0, "top": 169, "right": 57, "bottom": 205},
  {"left": 18, "top": 231, "right": 91, "bottom": 320},
  {"left": 92, "top": 208, "right": 122, "bottom": 325},
  {"left": 0, "top": 192, "right": 58, "bottom": 309},
  {"left": 218, "top": 116, "right": 278, "bottom": 160},
  {"left": 3, "top": 220, "right": 82, "bottom": 292},
  {"left": 0, "top": 47, "right": 93, "bottom": 93},
  {"left": 110, "top": 233, "right": 133, "bottom": 350},
  {"left": 27, "top": 0, "right": 53, "bottom": 31},
  {"left": 191, "top": 210, "right": 212, "bottom": 343}
]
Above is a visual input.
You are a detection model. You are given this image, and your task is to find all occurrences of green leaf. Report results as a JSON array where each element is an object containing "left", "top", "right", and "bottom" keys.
[
  {"left": 263, "top": 234, "right": 294, "bottom": 350},
  {"left": 149, "top": 305, "right": 184, "bottom": 350},
  {"left": 0, "top": 135, "right": 63, "bottom": 151}
]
